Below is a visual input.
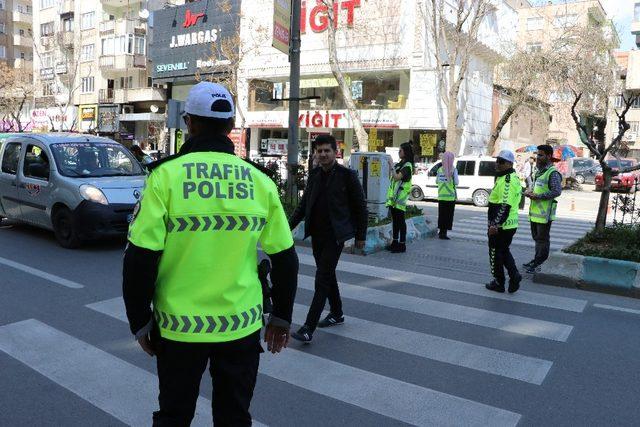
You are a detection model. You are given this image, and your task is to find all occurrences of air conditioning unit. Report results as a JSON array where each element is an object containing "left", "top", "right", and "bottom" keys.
[{"left": 121, "top": 105, "right": 134, "bottom": 114}]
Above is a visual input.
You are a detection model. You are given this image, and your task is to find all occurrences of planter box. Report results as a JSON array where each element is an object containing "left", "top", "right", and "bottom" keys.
[
  {"left": 293, "top": 215, "right": 437, "bottom": 255},
  {"left": 534, "top": 252, "right": 640, "bottom": 298}
]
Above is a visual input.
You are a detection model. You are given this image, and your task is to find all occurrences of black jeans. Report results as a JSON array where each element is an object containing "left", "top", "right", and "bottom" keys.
[
  {"left": 153, "top": 330, "right": 262, "bottom": 427},
  {"left": 390, "top": 207, "right": 407, "bottom": 243},
  {"left": 438, "top": 200, "right": 455, "bottom": 232},
  {"left": 489, "top": 228, "right": 519, "bottom": 285},
  {"left": 305, "top": 233, "right": 344, "bottom": 331},
  {"left": 530, "top": 221, "right": 553, "bottom": 265}
]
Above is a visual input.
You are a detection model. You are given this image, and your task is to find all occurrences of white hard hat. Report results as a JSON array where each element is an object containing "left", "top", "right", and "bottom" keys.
[{"left": 184, "top": 82, "right": 234, "bottom": 119}]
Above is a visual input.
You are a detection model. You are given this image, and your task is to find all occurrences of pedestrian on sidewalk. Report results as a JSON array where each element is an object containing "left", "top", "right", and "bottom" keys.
[
  {"left": 486, "top": 150, "right": 523, "bottom": 294},
  {"left": 385, "top": 141, "right": 415, "bottom": 253},
  {"left": 523, "top": 144, "right": 562, "bottom": 274},
  {"left": 437, "top": 151, "right": 458, "bottom": 239},
  {"left": 122, "top": 83, "right": 299, "bottom": 426},
  {"left": 289, "top": 135, "right": 368, "bottom": 343},
  {"left": 524, "top": 156, "right": 535, "bottom": 190}
]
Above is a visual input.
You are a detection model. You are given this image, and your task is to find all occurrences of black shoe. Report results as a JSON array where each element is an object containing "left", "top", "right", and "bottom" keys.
[
  {"left": 438, "top": 233, "right": 450, "bottom": 240},
  {"left": 391, "top": 243, "right": 406, "bottom": 253},
  {"left": 385, "top": 241, "right": 398, "bottom": 251},
  {"left": 522, "top": 260, "right": 536, "bottom": 268},
  {"left": 318, "top": 313, "right": 345, "bottom": 328},
  {"left": 508, "top": 273, "right": 522, "bottom": 294},
  {"left": 291, "top": 325, "right": 313, "bottom": 343},
  {"left": 485, "top": 280, "right": 505, "bottom": 293},
  {"left": 525, "top": 264, "right": 541, "bottom": 274}
]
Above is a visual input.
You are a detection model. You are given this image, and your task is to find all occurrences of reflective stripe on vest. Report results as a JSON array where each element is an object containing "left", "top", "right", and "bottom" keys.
[
  {"left": 154, "top": 304, "right": 263, "bottom": 334},
  {"left": 436, "top": 167, "right": 456, "bottom": 201},
  {"left": 386, "top": 162, "right": 413, "bottom": 211},
  {"left": 489, "top": 172, "right": 521, "bottom": 230},
  {"left": 529, "top": 167, "right": 558, "bottom": 224}
]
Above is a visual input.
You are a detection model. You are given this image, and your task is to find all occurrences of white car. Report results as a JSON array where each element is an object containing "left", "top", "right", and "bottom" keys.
[{"left": 410, "top": 156, "right": 497, "bottom": 207}]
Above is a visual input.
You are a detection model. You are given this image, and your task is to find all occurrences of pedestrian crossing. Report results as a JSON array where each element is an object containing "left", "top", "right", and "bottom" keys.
[
  {"left": 0, "top": 261, "right": 595, "bottom": 426},
  {"left": 447, "top": 214, "right": 595, "bottom": 250}
]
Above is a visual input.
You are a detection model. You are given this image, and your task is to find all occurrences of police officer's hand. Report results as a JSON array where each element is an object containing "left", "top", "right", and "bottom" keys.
[
  {"left": 488, "top": 225, "right": 498, "bottom": 237},
  {"left": 137, "top": 333, "right": 155, "bottom": 357},
  {"left": 355, "top": 240, "right": 365, "bottom": 250},
  {"left": 264, "top": 325, "right": 289, "bottom": 354}
]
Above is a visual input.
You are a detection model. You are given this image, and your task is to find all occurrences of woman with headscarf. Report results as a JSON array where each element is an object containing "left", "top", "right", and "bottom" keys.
[
  {"left": 385, "top": 141, "right": 415, "bottom": 253},
  {"left": 436, "top": 151, "right": 458, "bottom": 239}
]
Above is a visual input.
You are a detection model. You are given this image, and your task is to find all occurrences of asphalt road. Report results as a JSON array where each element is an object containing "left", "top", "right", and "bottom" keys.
[{"left": 1, "top": 208, "right": 640, "bottom": 426}]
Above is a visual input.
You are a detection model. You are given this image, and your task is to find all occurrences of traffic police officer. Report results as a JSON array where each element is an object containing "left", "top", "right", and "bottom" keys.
[
  {"left": 123, "top": 82, "right": 299, "bottom": 426},
  {"left": 436, "top": 151, "right": 458, "bottom": 239},
  {"left": 486, "top": 150, "right": 522, "bottom": 294},
  {"left": 385, "top": 141, "right": 415, "bottom": 253}
]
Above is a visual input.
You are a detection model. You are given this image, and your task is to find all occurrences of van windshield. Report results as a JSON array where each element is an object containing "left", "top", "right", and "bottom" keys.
[{"left": 50, "top": 142, "right": 145, "bottom": 177}]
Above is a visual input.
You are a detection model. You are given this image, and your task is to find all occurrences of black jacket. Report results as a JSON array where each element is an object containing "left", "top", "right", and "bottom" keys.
[{"left": 290, "top": 162, "right": 368, "bottom": 243}]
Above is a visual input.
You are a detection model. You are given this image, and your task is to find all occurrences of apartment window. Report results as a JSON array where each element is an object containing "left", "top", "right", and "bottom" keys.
[
  {"left": 119, "top": 76, "right": 133, "bottom": 89},
  {"left": 134, "top": 36, "right": 145, "bottom": 55},
  {"left": 81, "top": 76, "right": 94, "bottom": 93},
  {"left": 0, "top": 1, "right": 4, "bottom": 10},
  {"left": 527, "top": 42, "right": 542, "bottom": 52},
  {"left": 0, "top": 23, "right": 5, "bottom": 34},
  {"left": 81, "top": 12, "right": 95, "bottom": 30},
  {"left": 80, "top": 44, "right": 94, "bottom": 61},
  {"left": 43, "top": 82, "right": 55, "bottom": 96},
  {"left": 62, "top": 17, "right": 73, "bottom": 32},
  {"left": 615, "top": 95, "right": 640, "bottom": 109},
  {"left": 102, "top": 35, "right": 146, "bottom": 55},
  {"left": 526, "top": 17, "right": 543, "bottom": 31},
  {"left": 40, "top": 52, "right": 53, "bottom": 68},
  {"left": 635, "top": 3, "right": 640, "bottom": 21},
  {"left": 41, "top": 22, "right": 54, "bottom": 36},
  {"left": 0, "top": 46, "right": 5, "bottom": 59},
  {"left": 40, "top": 0, "right": 57, "bottom": 9},
  {"left": 554, "top": 14, "right": 578, "bottom": 28}
]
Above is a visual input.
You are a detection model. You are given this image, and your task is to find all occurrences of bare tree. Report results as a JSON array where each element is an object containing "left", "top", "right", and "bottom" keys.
[
  {"left": 424, "top": 0, "right": 492, "bottom": 155},
  {"left": 0, "top": 62, "right": 34, "bottom": 132}
]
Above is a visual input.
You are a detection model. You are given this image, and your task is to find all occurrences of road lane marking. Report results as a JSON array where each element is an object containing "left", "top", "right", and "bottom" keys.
[
  {"left": 593, "top": 304, "right": 640, "bottom": 315},
  {"left": 292, "top": 304, "right": 553, "bottom": 384},
  {"left": 0, "top": 256, "right": 84, "bottom": 289},
  {"left": 298, "top": 253, "right": 588, "bottom": 313},
  {"left": 88, "top": 298, "right": 521, "bottom": 427}
]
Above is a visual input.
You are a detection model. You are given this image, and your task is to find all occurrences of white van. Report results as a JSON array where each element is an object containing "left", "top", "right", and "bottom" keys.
[{"left": 410, "top": 156, "right": 497, "bottom": 207}]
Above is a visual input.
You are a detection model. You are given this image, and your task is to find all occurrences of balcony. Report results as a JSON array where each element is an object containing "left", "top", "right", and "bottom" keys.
[
  {"left": 627, "top": 51, "right": 640, "bottom": 91},
  {"left": 99, "top": 18, "right": 146, "bottom": 36},
  {"left": 60, "top": 0, "right": 74, "bottom": 15},
  {"left": 79, "top": 93, "right": 98, "bottom": 105},
  {"left": 101, "top": 0, "right": 143, "bottom": 6},
  {"left": 99, "top": 88, "right": 115, "bottom": 104},
  {"left": 99, "top": 54, "right": 147, "bottom": 72},
  {"left": 13, "top": 35, "right": 33, "bottom": 47},
  {"left": 61, "top": 31, "right": 74, "bottom": 46},
  {"left": 114, "top": 87, "right": 166, "bottom": 104},
  {"left": 13, "top": 58, "right": 33, "bottom": 69},
  {"left": 632, "top": 20, "right": 640, "bottom": 35},
  {"left": 12, "top": 10, "right": 32, "bottom": 25},
  {"left": 119, "top": 112, "right": 165, "bottom": 122}
]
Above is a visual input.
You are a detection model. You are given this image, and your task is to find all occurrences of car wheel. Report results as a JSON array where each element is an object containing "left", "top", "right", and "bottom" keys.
[
  {"left": 472, "top": 189, "right": 490, "bottom": 207},
  {"left": 52, "top": 207, "right": 82, "bottom": 249},
  {"left": 575, "top": 174, "right": 585, "bottom": 185},
  {"left": 409, "top": 185, "right": 424, "bottom": 201}
]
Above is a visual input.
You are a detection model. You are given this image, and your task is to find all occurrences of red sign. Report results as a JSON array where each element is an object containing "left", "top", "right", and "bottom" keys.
[
  {"left": 299, "top": 110, "right": 347, "bottom": 128},
  {"left": 301, "top": 0, "right": 361, "bottom": 34},
  {"left": 183, "top": 9, "right": 205, "bottom": 28},
  {"left": 229, "top": 128, "right": 247, "bottom": 158}
]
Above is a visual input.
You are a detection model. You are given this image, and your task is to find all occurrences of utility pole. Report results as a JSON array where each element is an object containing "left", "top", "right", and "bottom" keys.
[{"left": 286, "top": 0, "right": 301, "bottom": 203}]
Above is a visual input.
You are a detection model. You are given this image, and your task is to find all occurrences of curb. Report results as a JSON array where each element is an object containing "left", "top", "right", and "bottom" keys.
[
  {"left": 293, "top": 216, "right": 437, "bottom": 255},
  {"left": 534, "top": 252, "right": 640, "bottom": 298}
]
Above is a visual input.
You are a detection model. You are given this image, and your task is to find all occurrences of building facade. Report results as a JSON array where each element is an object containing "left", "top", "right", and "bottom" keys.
[
  {"left": 516, "top": 0, "right": 610, "bottom": 147},
  {"left": 31, "top": 0, "right": 175, "bottom": 147}
]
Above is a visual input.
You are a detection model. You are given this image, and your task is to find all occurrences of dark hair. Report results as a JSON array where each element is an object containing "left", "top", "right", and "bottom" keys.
[
  {"left": 537, "top": 144, "right": 554, "bottom": 156},
  {"left": 314, "top": 134, "right": 337, "bottom": 151},
  {"left": 400, "top": 141, "right": 415, "bottom": 165},
  {"left": 188, "top": 114, "right": 235, "bottom": 135}
]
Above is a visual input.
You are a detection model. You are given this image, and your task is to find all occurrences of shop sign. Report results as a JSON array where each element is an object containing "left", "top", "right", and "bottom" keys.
[
  {"left": 419, "top": 133, "right": 436, "bottom": 156},
  {"left": 263, "top": 138, "right": 288, "bottom": 155},
  {"left": 55, "top": 62, "right": 67, "bottom": 74},
  {"left": 229, "top": 128, "right": 247, "bottom": 158},
  {"left": 81, "top": 107, "right": 96, "bottom": 121},
  {"left": 98, "top": 105, "right": 120, "bottom": 133},
  {"left": 301, "top": 0, "right": 361, "bottom": 34},
  {"left": 272, "top": 0, "right": 291, "bottom": 55},
  {"left": 150, "top": 1, "right": 240, "bottom": 79},
  {"left": 40, "top": 68, "right": 54, "bottom": 80},
  {"left": 298, "top": 110, "right": 347, "bottom": 128}
]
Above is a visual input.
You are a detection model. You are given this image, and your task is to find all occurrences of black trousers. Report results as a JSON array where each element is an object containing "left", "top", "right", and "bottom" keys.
[
  {"left": 390, "top": 207, "right": 407, "bottom": 242},
  {"left": 438, "top": 200, "right": 455, "bottom": 231},
  {"left": 530, "top": 221, "right": 553, "bottom": 265},
  {"left": 489, "top": 228, "right": 519, "bottom": 285},
  {"left": 305, "top": 233, "right": 344, "bottom": 331},
  {"left": 153, "top": 330, "right": 262, "bottom": 427}
]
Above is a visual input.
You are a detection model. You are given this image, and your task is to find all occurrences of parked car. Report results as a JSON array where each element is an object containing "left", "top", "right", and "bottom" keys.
[
  {"left": 0, "top": 133, "right": 145, "bottom": 248},
  {"left": 410, "top": 156, "right": 497, "bottom": 207},
  {"left": 594, "top": 158, "right": 639, "bottom": 192},
  {"left": 568, "top": 157, "right": 600, "bottom": 185}
]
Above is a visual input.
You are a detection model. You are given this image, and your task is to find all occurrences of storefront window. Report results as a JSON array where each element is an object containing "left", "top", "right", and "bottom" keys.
[{"left": 249, "top": 80, "right": 287, "bottom": 112}]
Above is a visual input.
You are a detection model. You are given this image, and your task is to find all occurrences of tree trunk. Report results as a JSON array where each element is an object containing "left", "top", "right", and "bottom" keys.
[
  {"left": 326, "top": 4, "right": 368, "bottom": 151},
  {"left": 446, "top": 67, "right": 462, "bottom": 155},
  {"left": 487, "top": 102, "right": 519, "bottom": 156},
  {"left": 595, "top": 166, "right": 612, "bottom": 230}
]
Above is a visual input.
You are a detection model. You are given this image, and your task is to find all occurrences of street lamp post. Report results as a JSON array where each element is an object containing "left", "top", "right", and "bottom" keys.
[{"left": 286, "top": 0, "right": 302, "bottom": 204}]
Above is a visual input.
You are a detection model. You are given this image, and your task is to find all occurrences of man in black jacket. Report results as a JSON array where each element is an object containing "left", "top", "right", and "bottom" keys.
[{"left": 289, "top": 135, "right": 367, "bottom": 343}]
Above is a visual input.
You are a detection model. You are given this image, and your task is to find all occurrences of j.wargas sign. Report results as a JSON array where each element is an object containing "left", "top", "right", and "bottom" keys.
[{"left": 149, "top": 1, "right": 239, "bottom": 79}]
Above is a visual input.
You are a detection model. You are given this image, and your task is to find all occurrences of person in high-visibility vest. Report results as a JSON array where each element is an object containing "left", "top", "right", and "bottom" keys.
[
  {"left": 385, "top": 141, "right": 415, "bottom": 253},
  {"left": 437, "top": 151, "right": 458, "bottom": 239},
  {"left": 523, "top": 144, "right": 562, "bottom": 274},
  {"left": 122, "top": 82, "right": 299, "bottom": 426},
  {"left": 485, "top": 150, "right": 523, "bottom": 293}
]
